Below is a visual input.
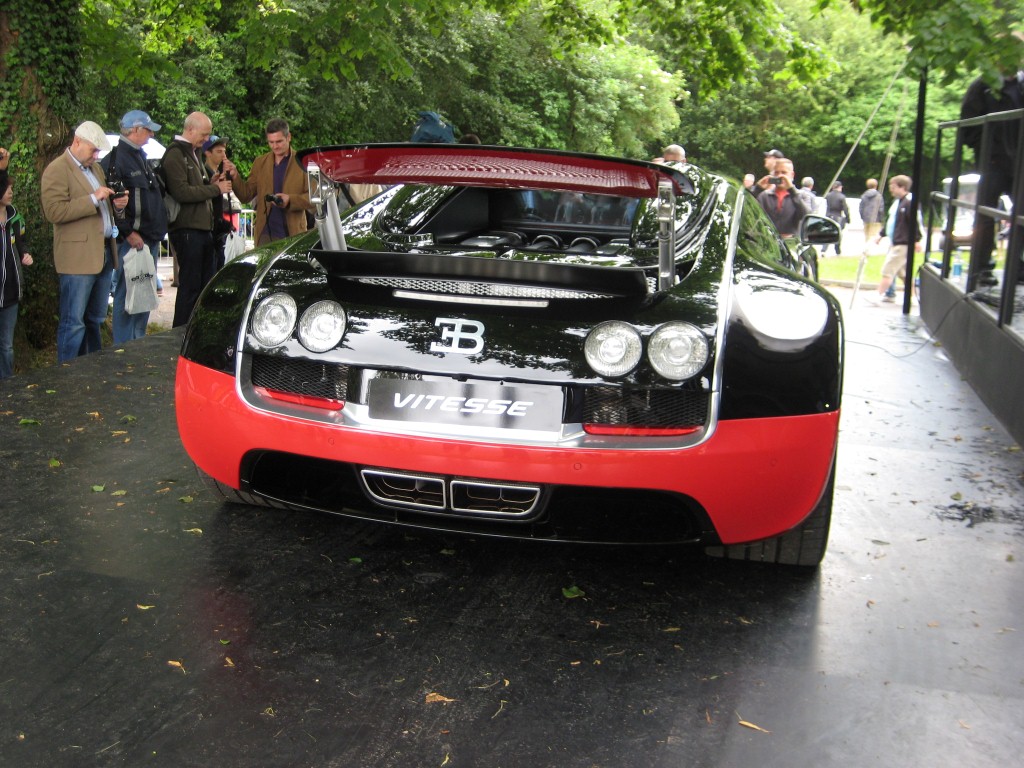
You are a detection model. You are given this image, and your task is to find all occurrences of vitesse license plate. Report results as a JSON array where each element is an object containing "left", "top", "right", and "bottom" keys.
[{"left": 368, "top": 379, "right": 562, "bottom": 431}]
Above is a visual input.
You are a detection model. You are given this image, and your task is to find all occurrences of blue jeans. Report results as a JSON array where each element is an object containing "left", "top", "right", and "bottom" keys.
[
  {"left": 112, "top": 240, "right": 160, "bottom": 343},
  {"left": 57, "top": 245, "right": 114, "bottom": 363},
  {"left": 0, "top": 302, "right": 17, "bottom": 379}
]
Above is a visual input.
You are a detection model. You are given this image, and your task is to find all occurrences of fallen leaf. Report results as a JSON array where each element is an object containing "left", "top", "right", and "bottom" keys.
[
  {"left": 111, "top": 490, "right": 127, "bottom": 497},
  {"left": 951, "top": 492, "right": 963, "bottom": 501},
  {"left": 167, "top": 660, "right": 187, "bottom": 674},
  {"left": 18, "top": 418, "right": 41, "bottom": 427},
  {"left": 736, "top": 712, "right": 771, "bottom": 733},
  {"left": 179, "top": 495, "right": 194, "bottom": 504},
  {"left": 562, "top": 585, "right": 586, "bottom": 599},
  {"left": 86, "top": 411, "right": 101, "bottom": 419},
  {"left": 927, "top": 621, "right": 940, "bottom": 628},
  {"left": 111, "top": 430, "right": 128, "bottom": 437},
  {"left": 136, "top": 604, "right": 156, "bottom": 610},
  {"left": 121, "top": 415, "right": 137, "bottom": 423},
  {"left": 183, "top": 528, "right": 203, "bottom": 535},
  {"left": 91, "top": 484, "right": 106, "bottom": 492},
  {"left": 425, "top": 692, "right": 457, "bottom": 704},
  {"left": 224, "top": 657, "right": 235, "bottom": 668},
  {"left": 662, "top": 626, "right": 682, "bottom": 632},
  {"left": 48, "top": 458, "right": 61, "bottom": 468}
]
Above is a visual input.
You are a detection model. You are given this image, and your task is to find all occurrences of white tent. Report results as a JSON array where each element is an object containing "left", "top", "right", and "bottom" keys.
[{"left": 99, "top": 134, "right": 166, "bottom": 160}]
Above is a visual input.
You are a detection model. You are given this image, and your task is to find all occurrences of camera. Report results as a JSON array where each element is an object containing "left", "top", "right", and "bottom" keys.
[
  {"left": 768, "top": 176, "right": 783, "bottom": 186},
  {"left": 265, "top": 193, "right": 284, "bottom": 206},
  {"left": 109, "top": 180, "right": 128, "bottom": 197}
]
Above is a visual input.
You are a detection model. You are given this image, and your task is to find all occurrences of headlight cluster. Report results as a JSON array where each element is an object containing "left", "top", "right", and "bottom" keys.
[
  {"left": 584, "top": 320, "right": 708, "bottom": 381},
  {"left": 251, "top": 293, "right": 346, "bottom": 352}
]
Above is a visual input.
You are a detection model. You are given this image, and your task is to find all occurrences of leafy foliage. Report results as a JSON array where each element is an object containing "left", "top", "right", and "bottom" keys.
[{"left": 1, "top": 0, "right": 1021, "bottom": 363}]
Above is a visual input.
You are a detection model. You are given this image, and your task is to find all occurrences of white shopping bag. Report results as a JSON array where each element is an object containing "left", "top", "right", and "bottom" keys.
[
  {"left": 224, "top": 231, "right": 247, "bottom": 262},
  {"left": 123, "top": 247, "right": 159, "bottom": 315}
]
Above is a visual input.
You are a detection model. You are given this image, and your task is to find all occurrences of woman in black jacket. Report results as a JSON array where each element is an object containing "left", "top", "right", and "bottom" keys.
[{"left": 0, "top": 172, "right": 34, "bottom": 379}]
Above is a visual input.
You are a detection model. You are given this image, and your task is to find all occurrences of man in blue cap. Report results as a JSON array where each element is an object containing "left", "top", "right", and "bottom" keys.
[{"left": 101, "top": 109, "right": 168, "bottom": 342}]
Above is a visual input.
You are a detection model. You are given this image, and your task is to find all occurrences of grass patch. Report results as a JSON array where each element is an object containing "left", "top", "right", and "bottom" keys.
[{"left": 818, "top": 254, "right": 885, "bottom": 284}]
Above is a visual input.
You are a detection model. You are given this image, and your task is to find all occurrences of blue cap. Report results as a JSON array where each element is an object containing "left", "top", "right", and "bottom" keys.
[
  {"left": 202, "top": 135, "right": 227, "bottom": 153},
  {"left": 121, "top": 110, "right": 161, "bottom": 132}
]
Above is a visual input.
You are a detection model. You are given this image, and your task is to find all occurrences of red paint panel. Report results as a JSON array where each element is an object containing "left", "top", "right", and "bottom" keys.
[{"left": 177, "top": 358, "right": 839, "bottom": 545}]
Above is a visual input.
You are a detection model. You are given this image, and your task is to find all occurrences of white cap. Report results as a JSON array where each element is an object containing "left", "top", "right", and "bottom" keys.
[{"left": 74, "top": 121, "right": 111, "bottom": 152}]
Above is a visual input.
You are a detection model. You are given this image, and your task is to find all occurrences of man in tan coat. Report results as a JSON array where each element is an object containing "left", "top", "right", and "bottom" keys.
[
  {"left": 41, "top": 121, "right": 128, "bottom": 363},
  {"left": 231, "top": 118, "right": 313, "bottom": 246}
]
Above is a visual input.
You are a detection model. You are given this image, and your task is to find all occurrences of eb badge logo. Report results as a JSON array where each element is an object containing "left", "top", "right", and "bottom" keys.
[{"left": 431, "top": 317, "right": 485, "bottom": 354}]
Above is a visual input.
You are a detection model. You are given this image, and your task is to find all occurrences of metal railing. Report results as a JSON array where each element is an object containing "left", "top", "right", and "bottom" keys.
[{"left": 928, "top": 107, "right": 1024, "bottom": 328}]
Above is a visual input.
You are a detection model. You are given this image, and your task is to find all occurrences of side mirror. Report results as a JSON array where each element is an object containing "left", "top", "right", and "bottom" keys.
[{"left": 799, "top": 215, "right": 841, "bottom": 245}]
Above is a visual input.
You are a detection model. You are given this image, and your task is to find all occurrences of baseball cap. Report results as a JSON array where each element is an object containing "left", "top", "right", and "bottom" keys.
[
  {"left": 74, "top": 121, "right": 111, "bottom": 152},
  {"left": 202, "top": 135, "right": 228, "bottom": 153},
  {"left": 120, "top": 110, "right": 161, "bottom": 132},
  {"left": 763, "top": 148, "right": 785, "bottom": 158}
]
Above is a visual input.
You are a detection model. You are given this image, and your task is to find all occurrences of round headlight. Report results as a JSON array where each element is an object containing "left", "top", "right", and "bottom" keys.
[
  {"left": 298, "top": 300, "right": 347, "bottom": 353},
  {"left": 251, "top": 293, "right": 297, "bottom": 347},
  {"left": 585, "top": 321, "right": 642, "bottom": 378},
  {"left": 647, "top": 322, "right": 709, "bottom": 380}
]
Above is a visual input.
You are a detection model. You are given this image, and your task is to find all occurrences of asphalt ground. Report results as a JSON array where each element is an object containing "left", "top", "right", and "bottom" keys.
[{"left": 1, "top": 286, "right": 1022, "bottom": 767}]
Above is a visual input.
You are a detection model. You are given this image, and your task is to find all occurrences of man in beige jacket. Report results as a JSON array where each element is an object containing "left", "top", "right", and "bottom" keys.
[
  {"left": 231, "top": 118, "right": 313, "bottom": 246},
  {"left": 41, "top": 121, "right": 128, "bottom": 363}
]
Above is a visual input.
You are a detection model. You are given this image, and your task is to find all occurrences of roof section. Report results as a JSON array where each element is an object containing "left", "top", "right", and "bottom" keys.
[{"left": 296, "top": 144, "right": 693, "bottom": 198}]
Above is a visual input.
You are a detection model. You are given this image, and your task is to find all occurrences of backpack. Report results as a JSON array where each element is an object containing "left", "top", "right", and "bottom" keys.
[
  {"left": 152, "top": 145, "right": 181, "bottom": 224},
  {"left": 410, "top": 111, "right": 456, "bottom": 143}
]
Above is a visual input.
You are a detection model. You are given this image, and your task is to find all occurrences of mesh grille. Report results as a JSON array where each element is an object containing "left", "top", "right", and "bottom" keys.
[
  {"left": 356, "top": 277, "right": 614, "bottom": 300},
  {"left": 250, "top": 355, "right": 349, "bottom": 401},
  {"left": 581, "top": 386, "right": 709, "bottom": 428}
]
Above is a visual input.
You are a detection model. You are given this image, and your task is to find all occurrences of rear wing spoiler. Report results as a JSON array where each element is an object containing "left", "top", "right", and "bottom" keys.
[{"left": 295, "top": 144, "right": 694, "bottom": 198}]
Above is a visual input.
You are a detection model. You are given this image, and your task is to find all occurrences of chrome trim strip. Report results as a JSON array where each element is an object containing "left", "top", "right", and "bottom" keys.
[{"left": 392, "top": 290, "right": 549, "bottom": 308}]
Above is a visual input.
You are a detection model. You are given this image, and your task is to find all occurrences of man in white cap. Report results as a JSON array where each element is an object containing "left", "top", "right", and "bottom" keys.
[{"left": 41, "top": 120, "right": 128, "bottom": 363}]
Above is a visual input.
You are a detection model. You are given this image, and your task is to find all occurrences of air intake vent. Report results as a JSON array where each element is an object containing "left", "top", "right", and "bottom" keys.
[{"left": 250, "top": 355, "right": 349, "bottom": 402}]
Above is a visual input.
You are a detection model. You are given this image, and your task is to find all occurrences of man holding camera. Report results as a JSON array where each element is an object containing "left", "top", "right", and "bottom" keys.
[
  {"left": 756, "top": 157, "right": 810, "bottom": 238},
  {"left": 41, "top": 121, "right": 129, "bottom": 362},
  {"left": 231, "top": 118, "right": 313, "bottom": 247},
  {"left": 101, "top": 109, "right": 168, "bottom": 343},
  {"left": 164, "top": 111, "right": 233, "bottom": 327}
]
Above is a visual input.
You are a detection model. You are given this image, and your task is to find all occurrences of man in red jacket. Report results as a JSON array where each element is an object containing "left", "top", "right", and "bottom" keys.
[{"left": 232, "top": 118, "right": 313, "bottom": 246}]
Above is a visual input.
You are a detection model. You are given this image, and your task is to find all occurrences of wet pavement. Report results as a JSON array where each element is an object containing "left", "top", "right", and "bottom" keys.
[{"left": 1, "top": 288, "right": 1022, "bottom": 767}]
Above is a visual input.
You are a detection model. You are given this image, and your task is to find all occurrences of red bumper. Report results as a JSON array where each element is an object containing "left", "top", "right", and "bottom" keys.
[{"left": 176, "top": 358, "right": 839, "bottom": 545}]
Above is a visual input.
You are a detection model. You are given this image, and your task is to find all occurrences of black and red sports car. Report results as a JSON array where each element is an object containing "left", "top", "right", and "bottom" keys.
[{"left": 176, "top": 144, "right": 842, "bottom": 566}]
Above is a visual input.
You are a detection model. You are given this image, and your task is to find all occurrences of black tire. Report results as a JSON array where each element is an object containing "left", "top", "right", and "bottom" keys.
[
  {"left": 195, "top": 465, "right": 284, "bottom": 509},
  {"left": 705, "top": 462, "right": 834, "bottom": 568}
]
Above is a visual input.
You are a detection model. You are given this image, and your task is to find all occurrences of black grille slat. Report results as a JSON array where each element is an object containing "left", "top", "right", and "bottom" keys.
[
  {"left": 579, "top": 386, "right": 709, "bottom": 428},
  {"left": 250, "top": 355, "right": 349, "bottom": 401}
]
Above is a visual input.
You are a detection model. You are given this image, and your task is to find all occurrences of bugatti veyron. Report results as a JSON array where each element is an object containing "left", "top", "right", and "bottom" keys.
[{"left": 175, "top": 144, "right": 843, "bottom": 566}]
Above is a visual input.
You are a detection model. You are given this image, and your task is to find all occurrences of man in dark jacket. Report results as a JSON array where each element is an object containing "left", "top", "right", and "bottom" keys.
[
  {"left": 960, "top": 68, "right": 1024, "bottom": 285},
  {"left": 164, "top": 111, "right": 232, "bottom": 327},
  {"left": 823, "top": 181, "right": 850, "bottom": 256},
  {"left": 873, "top": 175, "right": 920, "bottom": 302},
  {"left": 101, "top": 110, "right": 168, "bottom": 342}
]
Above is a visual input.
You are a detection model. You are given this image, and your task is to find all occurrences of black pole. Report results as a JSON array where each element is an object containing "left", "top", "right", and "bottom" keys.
[{"left": 905, "top": 67, "right": 928, "bottom": 315}]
